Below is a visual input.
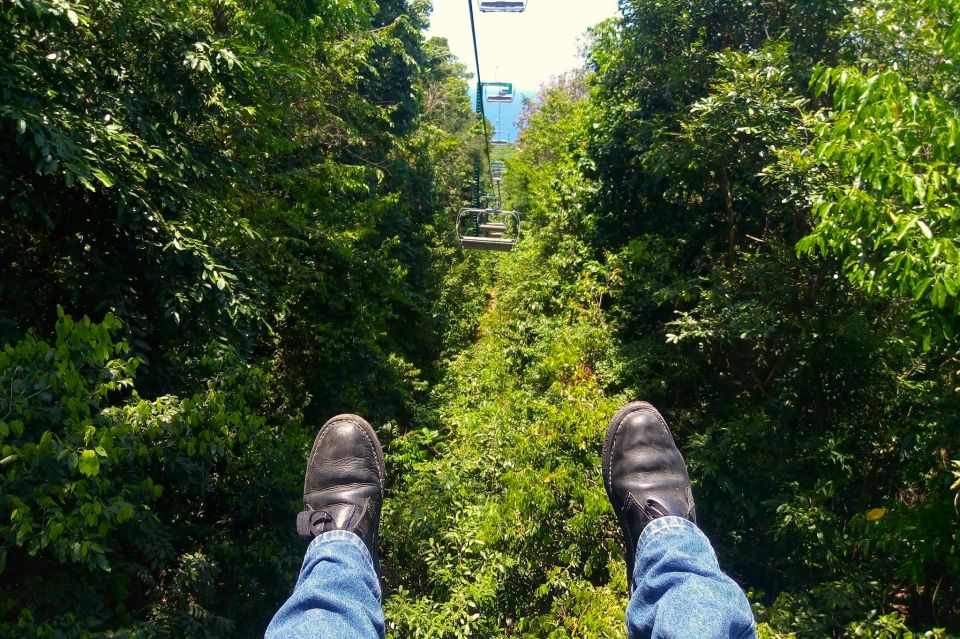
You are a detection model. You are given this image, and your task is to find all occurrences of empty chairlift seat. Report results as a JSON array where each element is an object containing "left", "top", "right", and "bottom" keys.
[
  {"left": 460, "top": 236, "right": 515, "bottom": 251},
  {"left": 479, "top": 0, "right": 528, "bottom": 12},
  {"left": 483, "top": 82, "right": 514, "bottom": 104},
  {"left": 457, "top": 208, "right": 521, "bottom": 252}
]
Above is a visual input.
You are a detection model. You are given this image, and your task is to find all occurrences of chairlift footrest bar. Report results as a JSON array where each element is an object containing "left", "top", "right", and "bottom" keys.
[{"left": 460, "top": 236, "right": 516, "bottom": 251}]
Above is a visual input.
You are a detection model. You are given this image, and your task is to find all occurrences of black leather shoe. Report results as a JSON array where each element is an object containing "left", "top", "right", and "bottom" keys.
[
  {"left": 297, "top": 414, "right": 385, "bottom": 575},
  {"left": 602, "top": 401, "right": 696, "bottom": 592}
]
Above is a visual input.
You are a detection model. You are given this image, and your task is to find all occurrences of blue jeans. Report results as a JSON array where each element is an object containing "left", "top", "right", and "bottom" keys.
[
  {"left": 266, "top": 517, "right": 755, "bottom": 639},
  {"left": 266, "top": 531, "right": 385, "bottom": 639},
  {"left": 628, "top": 516, "right": 756, "bottom": 638}
]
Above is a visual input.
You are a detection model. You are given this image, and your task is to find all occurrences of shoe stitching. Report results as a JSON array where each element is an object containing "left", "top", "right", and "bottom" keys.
[
  {"left": 608, "top": 405, "right": 691, "bottom": 534},
  {"left": 607, "top": 414, "right": 623, "bottom": 495},
  {"left": 340, "top": 415, "right": 385, "bottom": 479},
  {"left": 337, "top": 416, "right": 385, "bottom": 491},
  {"left": 349, "top": 420, "right": 385, "bottom": 491},
  {"left": 305, "top": 482, "right": 380, "bottom": 499},
  {"left": 317, "top": 419, "right": 384, "bottom": 485},
  {"left": 306, "top": 418, "right": 385, "bottom": 498},
  {"left": 606, "top": 406, "right": 636, "bottom": 505},
  {"left": 607, "top": 404, "right": 666, "bottom": 498},
  {"left": 642, "top": 403, "right": 673, "bottom": 440}
]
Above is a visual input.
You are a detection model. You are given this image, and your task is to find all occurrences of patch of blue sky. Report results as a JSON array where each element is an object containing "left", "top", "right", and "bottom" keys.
[{"left": 426, "top": 0, "right": 620, "bottom": 138}]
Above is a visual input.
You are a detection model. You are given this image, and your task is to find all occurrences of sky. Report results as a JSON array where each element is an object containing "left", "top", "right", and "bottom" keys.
[{"left": 425, "top": 0, "right": 620, "bottom": 91}]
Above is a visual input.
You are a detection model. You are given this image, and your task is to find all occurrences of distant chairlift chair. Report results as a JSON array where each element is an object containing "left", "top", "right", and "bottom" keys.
[
  {"left": 478, "top": 0, "right": 528, "bottom": 12},
  {"left": 457, "top": 208, "right": 521, "bottom": 252},
  {"left": 483, "top": 82, "right": 514, "bottom": 104}
]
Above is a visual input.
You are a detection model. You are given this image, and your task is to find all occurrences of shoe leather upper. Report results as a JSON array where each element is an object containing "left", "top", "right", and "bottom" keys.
[
  {"left": 607, "top": 409, "right": 696, "bottom": 526},
  {"left": 604, "top": 404, "right": 696, "bottom": 592},
  {"left": 299, "top": 418, "right": 384, "bottom": 568}
]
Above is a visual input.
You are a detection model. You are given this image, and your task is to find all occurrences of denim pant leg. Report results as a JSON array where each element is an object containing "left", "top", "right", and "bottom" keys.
[
  {"left": 266, "top": 531, "right": 385, "bottom": 639},
  {"left": 625, "top": 516, "right": 756, "bottom": 639}
]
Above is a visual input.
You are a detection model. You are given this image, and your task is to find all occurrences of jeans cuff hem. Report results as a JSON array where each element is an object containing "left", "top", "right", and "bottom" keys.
[
  {"left": 309, "top": 530, "right": 376, "bottom": 571},
  {"left": 638, "top": 515, "right": 698, "bottom": 547}
]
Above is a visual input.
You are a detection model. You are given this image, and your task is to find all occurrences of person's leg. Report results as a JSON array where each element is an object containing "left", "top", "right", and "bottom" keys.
[
  {"left": 266, "top": 531, "right": 384, "bottom": 639},
  {"left": 626, "top": 516, "right": 754, "bottom": 639},
  {"left": 602, "top": 401, "right": 756, "bottom": 639},
  {"left": 266, "top": 414, "right": 386, "bottom": 639}
]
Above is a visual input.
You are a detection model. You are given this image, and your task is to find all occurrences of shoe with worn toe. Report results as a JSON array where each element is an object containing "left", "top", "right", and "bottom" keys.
[
  {"left": 297, "top": 414, "right": 386, "bottom": 575},
  {"left": 602, "top": 401, "right": 696, "bottom": 593}
]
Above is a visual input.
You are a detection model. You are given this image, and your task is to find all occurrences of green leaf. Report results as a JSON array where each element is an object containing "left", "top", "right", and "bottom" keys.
[
  {"left": 94, "top": 553, "right": 111, "bottom": 572},
  {"left": 116, "top": 503, "right": 134, "bottom": 523},
  {"left": 78, "top": 449, "right": 100, "bottom": 477},
  {"left": 92, "top": 169, "right": 114, "bottom": 188},
  {"left": 944, "top": 277, "right": 958, "bottom": 298},
  {"left": 865, "top": 508, "right": 886, "bottom": 522}
]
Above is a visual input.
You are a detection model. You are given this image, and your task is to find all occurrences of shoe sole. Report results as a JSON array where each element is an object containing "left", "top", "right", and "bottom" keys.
[{"left": 306, "top": 413, "right": 386, "bottom": 497}]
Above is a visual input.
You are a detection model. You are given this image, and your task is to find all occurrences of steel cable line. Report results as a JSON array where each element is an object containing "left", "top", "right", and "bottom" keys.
[{"left": 467, "top": 0, "right": 499, "bottom": 209}]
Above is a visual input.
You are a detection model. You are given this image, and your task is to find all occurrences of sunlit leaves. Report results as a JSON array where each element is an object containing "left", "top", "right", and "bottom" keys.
[
  {"left": 77, "top": 450, "right": 99, "bottom": 477},
  {"left": 797, "top": 1, "right": 960, "bottom": 342},
  {"left": 0, "top": 310, "right": 272, "bottom": 634}
]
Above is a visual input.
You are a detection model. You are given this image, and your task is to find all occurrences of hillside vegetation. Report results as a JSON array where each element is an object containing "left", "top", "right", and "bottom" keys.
[{"left": 2, "top": 0, "right": 959, "bottom": 637}]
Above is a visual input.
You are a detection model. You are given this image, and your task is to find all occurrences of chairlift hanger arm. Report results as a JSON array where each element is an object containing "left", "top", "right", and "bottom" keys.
[{"left": 462, "top": 0, "right": 524, "bottom": 248}]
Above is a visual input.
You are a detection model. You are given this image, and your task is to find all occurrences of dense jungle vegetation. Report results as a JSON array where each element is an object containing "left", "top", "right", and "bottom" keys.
[{"left": 1, "top": 0, "right": 959, "bottom": 637}]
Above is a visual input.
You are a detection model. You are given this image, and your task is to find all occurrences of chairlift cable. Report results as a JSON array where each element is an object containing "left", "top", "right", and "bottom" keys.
[
  {"left": 456, "top": 0, "right": 522, "bottom": 252},
  {"left": 466, "top": 0, "right": 498, "bottom": 207}
]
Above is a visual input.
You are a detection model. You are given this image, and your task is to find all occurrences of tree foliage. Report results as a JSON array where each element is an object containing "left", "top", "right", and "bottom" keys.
[
  {"left": 2, "top": 0, "right": 959, "bottom": 637},
  {"left": 1, "top": 0, "right": 480, "bottom": 635},
  {"left": 384, "top": 0, "right": 960, "bottom": 637}
]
